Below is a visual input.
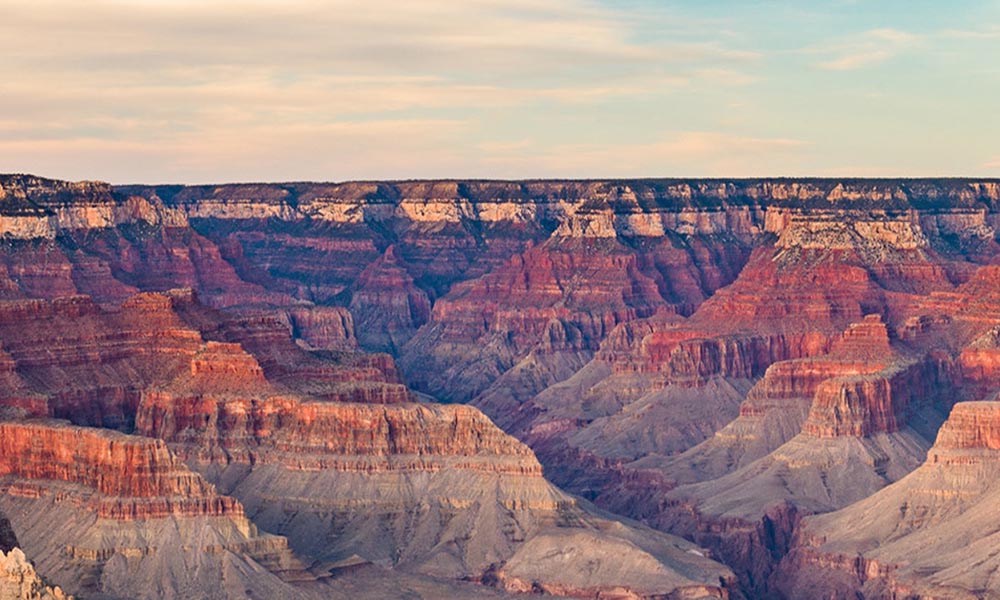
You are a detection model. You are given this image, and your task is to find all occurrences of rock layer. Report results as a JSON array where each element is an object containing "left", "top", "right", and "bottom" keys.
[
  {"left": 137, "top": 389, "right": 736, "bottom": 598},
  {"left": 0, "top": 420, "right": 309, "bottom": 600},
  {"left": 776, "top": 401, "right": 1000, "bottom": 600},
  {"left": 2, "top": 175, "right": 1000, "bottom": 598}
]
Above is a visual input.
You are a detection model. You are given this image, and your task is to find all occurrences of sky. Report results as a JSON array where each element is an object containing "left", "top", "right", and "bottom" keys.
[{"left": 1, "top": 0, "right": 999, "bottom": 183}]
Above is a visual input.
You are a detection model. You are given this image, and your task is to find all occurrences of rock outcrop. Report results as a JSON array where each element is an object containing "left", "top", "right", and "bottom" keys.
[
  {"left": 0, "top": 548, "right": 69, "bottom": 600},
  {"left": 348, "top": 245, "right": 431, "bottom": 353},
  {"left": 509, "top": 213, "right": 933, "bottom": 503},
  {"left": 0, "top": 289, "right": 411, "bottom": 427},
  {"left": 2, "top": 174, "right": 1000, "bottom": 599},
  {"left": 0, "top": 420, "right": 310, "bottom": 600},
  {"left": 136, "top": 387, "right": 736, "bottom": 598},
  {"left": 0, "top": 420, "right": 241, "bottom": 519},
  {"left": 776, "top": 401, "right": 1000, "bottom": 600},
  {"left": 604, "top": 312, "right": 963, "bottom": 596},
  {"left": 636, "top": 314, "right": 899, "bottom": 489}
]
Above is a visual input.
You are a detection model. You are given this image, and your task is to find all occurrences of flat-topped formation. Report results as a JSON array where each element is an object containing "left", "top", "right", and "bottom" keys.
[
  {"left": 0, "top": 420, "right": 237, "bottom": 519},
  {"left": 0, "top": 420, "right": 311, "bottom": 600},
  {"left": 0, "top": 174, "right": 999, "bottom": 598},
  {"left": 1, "top": 175, "right": 999, "bottom": 241}
]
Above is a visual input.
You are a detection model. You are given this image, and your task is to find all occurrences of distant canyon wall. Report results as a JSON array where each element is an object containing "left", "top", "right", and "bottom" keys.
[{"left": 1, "top": 175, "right": 998, "bottom": 240}]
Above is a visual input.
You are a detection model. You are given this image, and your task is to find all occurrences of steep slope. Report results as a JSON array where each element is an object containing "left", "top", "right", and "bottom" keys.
[
  {"left": 3, "top": 174, "right": 1000, "bottom": 598},
  {"left": 0, "top": 420, "right": 308, "bottom": 600},
  {"left": 347, "top": 245, "right": 431, "bottom": 353},
  {"left": 506, "top": 208, "right": 987, "bottom": 596},
  {"left": 777, "top": 401, "right": 1000, "bottom": 600},
  {"left": 0, "top": 288, "right": 407, "bottom": 426},
  {"left": 402, "top": 202, "right": 753, "bottom": 414},
  {"left": 0, "top": 283, "right": 736, "bottom": 598},
  {"left": 516, "top": 208, "right": 953, "bottom": 500},
  {"left": 136, "top": 365, "right": 737, "bottom": 598},
  {"left": 647, "top": 314, "right": 920, "bottom": 486}
]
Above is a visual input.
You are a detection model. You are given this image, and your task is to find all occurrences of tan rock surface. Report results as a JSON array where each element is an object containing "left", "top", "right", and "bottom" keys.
[{"left": 777, "top": 401, "right": 1000, "bottom": 599}]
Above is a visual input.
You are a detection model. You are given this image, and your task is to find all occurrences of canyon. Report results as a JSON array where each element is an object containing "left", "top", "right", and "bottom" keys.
[{"left": 1, "top": 174, "right": 999, "bottom": 598}]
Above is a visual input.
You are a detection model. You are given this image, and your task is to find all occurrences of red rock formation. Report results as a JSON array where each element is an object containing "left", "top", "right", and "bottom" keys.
[
  {"left": 0, "top": 420, "right": 315, "bottom": 600},
  {"left": 285, "top": 304, "right": 358, "bottom": 351},
  {"left": 930, "top": 400, "right": 1000, "bottom": 452},
  {"left": 510, "top": 233, "right": 916, "bottom": 503},
  {"left": 348, "top": 245, "right": 431, "bottom": 352},
  {"left": 135, "top": 388, "right": 736, "bottom": 597},
  {"left": 0, "top": 421, "right": 239, "bottom": 519},
  {"left": 800, "top": 350, "right": 957, "bottom": 439},
  {"left": 137, "top": 396, "right": 541, "bottom": 474},
  {"left": 188, "top": 341, "right": 265, "bottom": 383},
  {"left": 402, "top": 225, "right": 754, "bottom": 409},
  {"left": 584, "top": 315, "right": 958, "bottom": 597},
  {"left": 2, "top": 174, "right": 1000, "bottom": 599},
  {"left": 0, "top": 289, "right": 412, "bottom": 430},
  {"left": 0, "top": 293, "right": 200, "bottom": 426},
  {"left": 634, "top": 316, "right": 900, "bottom": 491},
  {"left": 959, "top": 325, "right": 1000, "bottom": 401},
  {"left": 401, "top": 239, "right": 664, "bottom": 402},
  {"left": 776, "top": 402, "right": 1000, "bottom": 600}
]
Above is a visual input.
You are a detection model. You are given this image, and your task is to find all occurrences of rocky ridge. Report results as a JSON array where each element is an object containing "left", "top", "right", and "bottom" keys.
[
  {"left": 1, "top": 174, "right": 1000, "bottom": 598},
  {"left": 0, "top": 280, "right": 735, "bottom": 598},
  {"left": 776, "top": 401, "right": 1000, "bottom": 599},
  {"left": 0, "top": 420, "right": 308, "bottom": 600}
]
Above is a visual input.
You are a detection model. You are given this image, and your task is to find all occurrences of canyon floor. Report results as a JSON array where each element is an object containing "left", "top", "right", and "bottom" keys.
[{"left": 1, "top": 175, "right": 1000, "bottom": 599}]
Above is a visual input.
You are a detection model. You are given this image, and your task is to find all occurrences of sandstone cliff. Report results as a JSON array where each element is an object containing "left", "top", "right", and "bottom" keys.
[
  {"left": 136, "top": 387, "right": 736, "bottom": 598},
  {"left": 0, "top": 420, "right": 312, "bottom": 600},
  {"left": 509, "top": 208, "right": 943, "bottom": 503},
  {"left": 776, "top": 401, "right": 1000, "bottom": 600},
  {"left": 3, "top": 174, "right": 1000, "bottom": 599},
  {"left": 0, "top": 288, "right": 410, "bottom": 428}
]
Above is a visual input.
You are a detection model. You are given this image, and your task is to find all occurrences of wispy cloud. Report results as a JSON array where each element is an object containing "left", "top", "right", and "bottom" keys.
[
  {"left": 0, "top": 118, "right": 471, "bottom": 183},
  {"left": 940, "top": 25, "right": 1000, "bottom": 40},
  {"left": 985, "top": 157, "right": 1000, "bottom": 169},
  {"left": 0, "top": 0, "right": 766, "bottom": 182},
  {"left": 478, "top": 131, "right": 809, "bottom": 178},
  {"left": 1, "top": 1, "right": 996, "bottom": 181},
  {"left": 812, "top": 28, "right": 920, "bottom": 71}
]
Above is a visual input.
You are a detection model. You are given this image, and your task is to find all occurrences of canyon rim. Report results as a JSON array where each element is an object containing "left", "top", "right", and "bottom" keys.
[{"left": 0, "top": 176, "right": 998, "bottom": 599}]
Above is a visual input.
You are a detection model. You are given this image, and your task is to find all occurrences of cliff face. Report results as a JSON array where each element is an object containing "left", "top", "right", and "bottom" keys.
[
  {"left": 507, "top": 216, "right": 935, "bottom": 502},
  {"left": 776, "top": 402, "right": 1000, "bottom": 600},
  {"left": 522, "top": 229, "right": 980, "bottom": 596},
  {"left": 594, "top": 304, "right": 973, "bottom": 597},
  {"left": 0, "top": 289, "right": 409, "bottom": 428},
  {"left": 135, "top": 384, "right": 737, "bottom": 599},
  {"left": 3, "top": 175, "right": 995, "bottom": 348},
  {"left": 634, "top": 315, "right": 898, "bottom": 491},
  {"left": 0, "top": 421, "right": 238, "bottom": 519},
  {"left": 0, "top": 420, "right": 308, "bottom": 600},
  {"left": 138, "top": 396, "right": 541, "bottom": 473},
  {"left": 2, "top": 174, "right": 1000, "bottom": 599},
  {"left": 347, "top": 245, "right": 430, "bottom": 352}
]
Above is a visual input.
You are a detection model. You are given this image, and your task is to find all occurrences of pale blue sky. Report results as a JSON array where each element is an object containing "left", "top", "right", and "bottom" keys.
[{"left": 1, "top": 0, "right": 998, "bottom": 183}]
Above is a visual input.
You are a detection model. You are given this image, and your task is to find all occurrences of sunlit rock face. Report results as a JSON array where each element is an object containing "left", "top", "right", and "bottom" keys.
[
  {"left": 776, "top": 401, "right": 1000, "bottom": 600},
  {"left": 1, "top": 174, "right": 999, "bottom": 599},
  {"left": 0, "top": 546, "right": 71, "bottom": 600},
  {"left": 0, "top": 421, "right": 306, "bottom": 600}
]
